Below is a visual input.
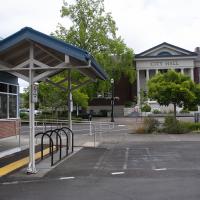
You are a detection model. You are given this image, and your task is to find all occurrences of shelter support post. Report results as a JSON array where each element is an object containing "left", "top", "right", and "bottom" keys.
[
  {"left": 27, "top": 45, "right": 37, "bottom": 174},
  {"left": 68, "top": 69, "right": 72, "bottom": 130}
]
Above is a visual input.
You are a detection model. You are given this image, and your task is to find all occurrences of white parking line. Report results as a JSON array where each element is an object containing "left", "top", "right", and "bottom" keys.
[
  {"left": 145, "top": 148, "right": 157, "bottom": 170},
  {"left": 2, "top": 181, "right": 19, "bottom": 185},
  {"left": 153, "top": 168, "right": 167, "bottom": 171},
  {"left": 111, "top": 172, "right": 125, "bottom": 175},
  {"left": 59, "top": 177, "right": 75, "bottom": 180},
  {"left": 123, "top": 147, "right": 129, "bottom": 170}
]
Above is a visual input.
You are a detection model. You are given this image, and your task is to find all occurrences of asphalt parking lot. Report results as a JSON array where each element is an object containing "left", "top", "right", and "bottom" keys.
[{"left": 1, "top": 129, "right": 200, "bottom": 200}]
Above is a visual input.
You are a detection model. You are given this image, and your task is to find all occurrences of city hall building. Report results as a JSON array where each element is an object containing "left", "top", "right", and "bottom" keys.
[
  {"left": 90, "top": 42, "right": 200, "bottom": 115},
  {"left": 135, "top": 42, "right": 200, "bottom": 109}
]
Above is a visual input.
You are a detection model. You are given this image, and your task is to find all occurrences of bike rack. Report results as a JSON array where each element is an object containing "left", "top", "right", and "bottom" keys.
[
  {"left": 60, "top": 127, "right": 74, "bottom": 153},
  {"left": 35, "top": 131, "right": 54, "bottom": 166},
  {"left": 57, "top": 128, "right": 69, "bottom": 156},
  {"left": 34, "top": 126, "right": 74, "bottom": 166},
  {"left": 49, "top": 129, "right": 62, "bottom": 161}
]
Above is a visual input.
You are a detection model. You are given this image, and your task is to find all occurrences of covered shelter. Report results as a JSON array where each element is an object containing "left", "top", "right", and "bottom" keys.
[{"left": 0, "top": 27, "right": 107, "bottom": 173}]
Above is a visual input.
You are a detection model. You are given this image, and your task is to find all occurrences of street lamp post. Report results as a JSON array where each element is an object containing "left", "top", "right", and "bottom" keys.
[{"left": 110, "top": 78, "right": 114, "bottom": 122}]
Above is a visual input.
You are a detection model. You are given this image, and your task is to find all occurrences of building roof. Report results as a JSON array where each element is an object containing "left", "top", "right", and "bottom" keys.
[
  {"left": 0, "top": 27, "right": 107, "bottom": 80},
  {"left": 135, "top": 42, "right": 197, "bottom": 59}
]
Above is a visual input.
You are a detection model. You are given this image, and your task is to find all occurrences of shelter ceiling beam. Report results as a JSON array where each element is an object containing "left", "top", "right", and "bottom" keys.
[
  {"left": 13, "top": 60, "right": 30, "bottom": 69},
  {"left": 71, "top": 79, "right": 95, "bottom": 92},
  {"left": 70, "top": 78, "right": 81, "bottom": 85},
  {"left": 56, "top": 77, "right": 69, "bottom": 85},
  {"left": 3, "top": 48, "right": 29, "bottom": 62},
  {"left": 0, "top": 61, "right": 29, "bottom": 81},
  {"left": 46, "top": 78, "right": 67, "bottom": 92},
  {"left": 33, "top": 59, "right": 52, "bottom": 69},
  {"left": 33, "top": 69, "right": 61, "bottom": 82},
  {"left": 34, "top": 43, "right": 64, "bottom": 63}
]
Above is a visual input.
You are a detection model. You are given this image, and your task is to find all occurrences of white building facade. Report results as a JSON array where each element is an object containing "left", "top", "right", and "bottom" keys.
[{"left": 135, "top": 42, "right": 200, "bottom": 107}]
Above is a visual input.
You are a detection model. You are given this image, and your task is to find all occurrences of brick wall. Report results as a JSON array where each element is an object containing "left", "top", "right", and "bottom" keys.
[{"left": 0, "top": 119, "right": 20, "bottom": 138}]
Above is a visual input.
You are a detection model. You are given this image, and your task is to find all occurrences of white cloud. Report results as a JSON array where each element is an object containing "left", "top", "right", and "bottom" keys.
[
  {"left": 1, "top": 0, "right": 200, "bottom": 53},
  {"left": 1, "top": 0, "right": 200, "bottom": 90},
  {"left": 104, "top": 0, "right": 200, "bottom": 52}
]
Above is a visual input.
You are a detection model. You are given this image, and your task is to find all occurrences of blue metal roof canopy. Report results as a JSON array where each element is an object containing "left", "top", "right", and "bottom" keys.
[
  {"left": 0, "top": 27, "right": 107, "bottom": 174},
  {"left": 0, "top": 27, "right": 107, "bottom": 80}
]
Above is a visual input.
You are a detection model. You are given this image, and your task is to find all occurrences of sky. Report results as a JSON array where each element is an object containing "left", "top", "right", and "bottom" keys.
[{"left": 1, "top": 0, "right": 200, "bottom": 90}]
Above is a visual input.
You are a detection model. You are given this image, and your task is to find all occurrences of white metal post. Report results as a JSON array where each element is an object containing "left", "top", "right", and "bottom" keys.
[
  {"left": 137, "top": 70, "right": 140, "bottom": 106},
  {"left": 27, "top": 44, "right": 37, "bottom": 174},
  {"left": 68, "top": 69, "right": 72, "bottom": 130},
  {"left": 89, "top": 121, "right": 92, "bottom": 135}
]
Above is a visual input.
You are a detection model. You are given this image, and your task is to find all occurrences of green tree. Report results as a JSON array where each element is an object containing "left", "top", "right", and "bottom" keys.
[
  {"left": 148, "top": 70, "right": 200, "bottom": 118},
  {"left": 54, "top": 0, "right": 135, "bottom": 98},
  {"left": 38, "top": 76, "right": 89, "bottom": 112}
]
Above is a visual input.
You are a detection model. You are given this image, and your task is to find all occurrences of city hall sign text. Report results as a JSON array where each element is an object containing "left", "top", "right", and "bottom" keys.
[{"left": 150, "top": 60, "right": 179, "bottom": 67}]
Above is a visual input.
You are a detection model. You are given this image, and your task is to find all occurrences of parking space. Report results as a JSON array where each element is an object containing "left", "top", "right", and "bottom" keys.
[
  {"left": 45, "top": 140, "right": 200, "bottom": 179},
  {"left": 1, "top": 124, "right": 200, "bottom": 199}
]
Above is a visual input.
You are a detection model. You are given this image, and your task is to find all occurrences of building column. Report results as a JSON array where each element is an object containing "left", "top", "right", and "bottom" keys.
[
  {"left": 137, "top": 70, "right": 140, "bottom": 105},
  {"left": 146, "top": 69, "right": 149, "bottom": 96},
  {"left": 191, "top": 67, "right": 194, "bottom": 81},
  {"left": 146, "top": 69, "right": 149, "bottom": 82},
  {"left": 156, "top": 69, "right": 159, "bottom": 74},
  {"left": 181, "top": 68, "right": 184, "bottom": 74}
]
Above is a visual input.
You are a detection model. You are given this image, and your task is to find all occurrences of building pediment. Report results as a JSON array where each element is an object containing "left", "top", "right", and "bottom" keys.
[{"left": 135, "top": 42, "right": 197, "bottom": 59}]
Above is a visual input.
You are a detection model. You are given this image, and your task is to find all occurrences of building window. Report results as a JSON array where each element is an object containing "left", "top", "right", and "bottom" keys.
[
  {"left": 0, "top": 82, "right": 18, "bottom": 119},
  {"left": 157, "top": 51, "right": 172, "bottom": 56},
  {"left": 0, "top": 93, "right": 7, "bottom": 118},
  {"left": 9, "top": 95, "right": 17, "bottom": 118},
  {"left": 0, "top": 83, "right": 7, "bottom": 93},
  {"left": 9, "top": 85, "right": 17, "bottom": 94}
]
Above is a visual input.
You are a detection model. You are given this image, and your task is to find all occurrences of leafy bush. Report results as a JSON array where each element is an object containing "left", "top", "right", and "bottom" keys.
[
  {"left": 179, "top": 109, "right": 190, "bottom": 113},
  {"left": 187, "top": 105, "right": 198, "bottom": 111},
  {"left": 20, "top": 112, "right": 29, "bottom": 120},
  {"left": 144, "top": 117, "right": 159, "bottom": 133},
  {"left": 135, "top": 127, "right": 145, "bottom": 134},
  {"left": 163, "top": 116, "right": 190, "bottom": 134},
  {"left": 141, "top": 104, "right": 151, "bottom": 112},
  {"left": 124, "top": 101, "right": 133, "bottom": 108},
  {"left": 152, "top": 109, "right": 161, "bottom": 114},
  {"left": 135, "top": 117, "right": 159, "bottom": 133},
  {"left": 179, "top": 121, "right": 200, "bottom": 131}
]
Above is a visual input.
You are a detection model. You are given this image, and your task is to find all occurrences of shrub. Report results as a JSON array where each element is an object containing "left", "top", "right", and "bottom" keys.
[
  {"left": 179, "top": 109, "right": 190, "bottom": 114},
  {"left": 124, "top": 101, "right": 133, "bottom": 108},
  {"left": 179, "top": 121, "right": 200, "bottom": 131},
  {"left": 144, "top": 117, "right": 159, "bottom": 133},
  {"left": 163, "top": 116, "right": 190, "bottom": 134},
  {"left": 135, "top": 127, "right": 145, "bottom": 134},
  {"left": 135, "top": 117, "right": 159, "bottom": 134},
  {"left": 141, "top": 104, "right": 151, "bottom": 112},
  {"left": 152, "top": 109, "right": 161, "bottom": 114},
  {"left": 20, "top": 112, "right": 29, "bottom": 120}
]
